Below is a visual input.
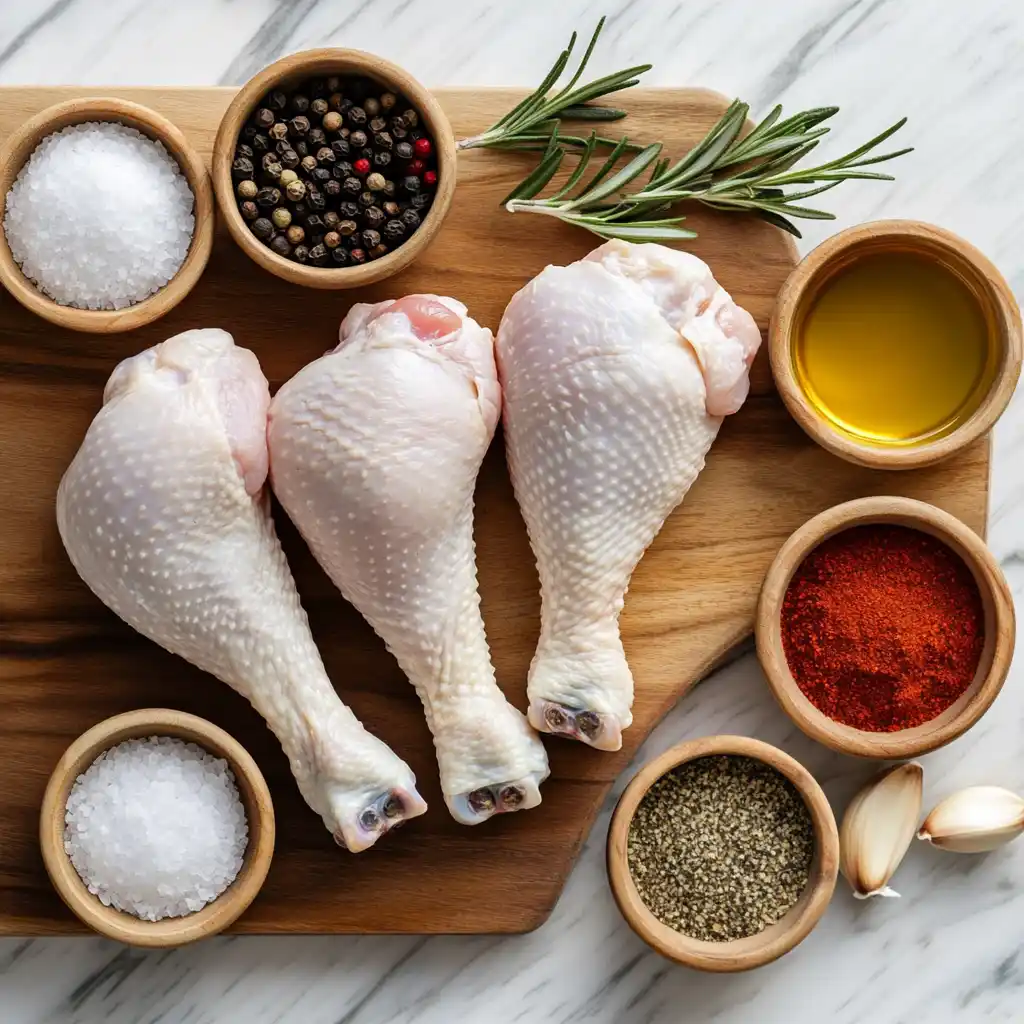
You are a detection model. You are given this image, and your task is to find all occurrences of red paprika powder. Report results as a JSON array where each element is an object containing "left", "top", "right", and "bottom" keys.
[{"left": 780, "top": 524, "right": 984, "bottom": 732}]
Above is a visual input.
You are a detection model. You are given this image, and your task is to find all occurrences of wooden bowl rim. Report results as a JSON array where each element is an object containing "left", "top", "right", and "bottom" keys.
[
  {"left": 39, "top": 708, "right": 275, "bottom": 948},
  {"left": 211, "top": 48, "right": 456, "bottom": 290},
  {"left": 606, "top": 735, "right": 839, "bottom": 973},
  {"left": 769, "top": 219, "right": 1023, "bottom": 470},
  {"left": 755, "top": 496, "right": 1015, "bottom": 759},
  {"left": 0, "top": 96, "right": 214, "bottom": 334}
]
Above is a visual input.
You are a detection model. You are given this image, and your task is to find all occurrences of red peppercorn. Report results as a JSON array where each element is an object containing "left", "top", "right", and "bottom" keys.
[
  {"left": 413, "top": 137, "right": 432, "bottom": 158},
  {"left": 353, "top": 157, "right": 371, "bottom": 175},
  {"left": 407, "top": 159, "right": 425, "bottom": 175},
  {"left": 423, "top": 170, "right": 437, "bottom": 187}
]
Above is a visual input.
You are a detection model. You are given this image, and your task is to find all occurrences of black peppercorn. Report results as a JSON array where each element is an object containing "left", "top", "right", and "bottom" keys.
[
  {"left": 370, "top": 243, "right": 389, "bottom": 259},
  {"left": 240, "top": 200, "right": 260, "bottom": 221},
  {"left": 342, "top": 176, "right": 362, "bottom": 195},
  {"left": 402, "top": 109, "right": 419, "bottom": 128},
  {"left": 269, "top": 122, "right": 289, "bottom": 142},
  {"left": 261, "top": 151, "right": 280, "bottom": 171},
  {"left": 323, "top": 211, "right": 340, "bottom": 230},
  {"left": 395, "top": 140, "right": 414, "bottom": 161},
  {"left": 236, "top": 142, "right": 254, "bottom": 159},
  {"left": 252, "top": 132, "right": 270, "bottom": 152},
  {"left": 349, "top": 129, "right": 368, "bottom": 149},
  {"left": 363, "top": 205, "right": 385, "bottom": 228},
  {"left": 292, "top": 201, "right": 309, "bottom": 217},
  {"left": 367, "top": 118, "right": 385, "bottom": 137},
  {"left": 251, "top": 217, "right": 274, "bottom": 240},
  {"left": 268, "top": 89, "right": 288, "bottom": 112},
  {"left": 310, "top": 97, "right": 329, "bottom": 117},
  {"left": 339, "top": 201, "right": 360, "bottom": 218},
  {"left": 309, "top": 243, "right": 328, "bottom": 264},
  {"left": 242, "top": 122, "right": 259, "bottom": 141},
  {"left": 310, "top": 232, "right": 325, "bottom": 247},
  {"left": 349, "top": 247, "right": 368, "bottom": 264},
  {"left": 374, "top": 130, "right": 393, "bottom": 150},
  {"left": 401, "top": 208, "right": 421, "bottom": 229},
  {"left": 310, "top": 79, "right": 328, "bottom": 99},
  {"left": 384, "top": 218, "right": 405, "bottom": 241},
  {"left": 308, "top": 128, "right": 327, "bottom": 148},
  {"left": 349, "top": 78, "right": 371, "bottom": 101},
  {"left": 390, "top": 120, "right": 408, "bottom": 140},
  {"left": 256, "top": 186, "right": 281, "bottom": 207},
  {"left": 324, "top": 231, "right": 341, "bottom": 249},
  {"left": 334, "top": 160, "right": 353, "bottom": 179},
  {"left": 308, "top": 189, "right": 326, "bottom": 211},
  {"left": 289, "top": 115, "right": 310, "bottom": 137},
  {"left": 286, "top": 224, "right": 306, "bottom": 245},
  {"left": 331, "top": 246, "right": 349, "bottom": 265},
  {"left": 255, "top": 107, "right": 275, "bottom": 129},
  {"left": 338, "top": 218, "right": 358, "bottom": 237},
  {"left": 373, "top": 150, "right": 391, "bottom": 169},
  {"left": 364, "top": 97, "right": 381, "bottom": 118},
  {"left": 300, "top": 155, "right": 318, "bottom": 174},
  {"left": 290, "top": 94, "right": 310, "bottom": 114},
  {"left": 381, "top": 179, "right": 397, "bottom": 199},
  {"left": 270, "top": 234, "right": 292, "bottom": 257},
  {"left": 358, "top": 191, "right": 375, "bottom": 208},
  {"left": 328, "top": 92, "right": 344, "bottom": 112},
  {"left": 316, "top": 146, "right": 336, "bottom": 164},
  {"left": 305, "top": 214, "right": 325, "bottom": 231},
  {"left": 359, "top": 147, "right": 374, "bottom": 162},
  {"left": 361, "top": 228, "right": 381, "bottom": 249},
  {"left": 326, "top": 75, "right": 341, "bottom": 92},
  {"left": 275, "top": 138, "right": 292, "bottom": 155},
  {"left": 281, "top": 148, "right": 300, "bottom": 169},
  {"left": 347, "top": 106, "right": 367, "bottom": 126},
  {"left": 264, "top": 160, "right": 284, "bottom": 180},
  {"left": 311, "top": 166, "right": 331, "bottom": 184},
  {"left": 380, "top": 92, "right": 397, "bottom": 112},
  {"left": 294, "top": 140, "right": 310, "bottom": 157},
  {"left": 402, "top": 175, "right": 421, "bottom": 194},
  {"left": 324, "top": 179, "right": 341, "bottom": 196},
  {"left": 331, "top": 137, "right": 351, "bottom": 158},
  {"left": 293, "top": 244, "right": 310, "bottom": 263},
  {"left": 383, "top": 200, "right": 400, "bottom": 217},
  {"left": 340, "top": 127, "right": 351, "bottom": 139},
  {"left": 409, "top": 190, "right": 431, "bottom": 210}
]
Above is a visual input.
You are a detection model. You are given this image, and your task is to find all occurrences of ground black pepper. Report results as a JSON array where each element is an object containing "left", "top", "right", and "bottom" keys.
[{"left": 627, "top": 755, "right": 814, "bottom": 942}]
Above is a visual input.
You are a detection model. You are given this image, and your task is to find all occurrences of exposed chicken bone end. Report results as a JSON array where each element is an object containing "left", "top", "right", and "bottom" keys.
[
  {"left": 585, "top": 239, "right": 761, "bottom": 416},
  {"left": 446, "top": 769, "right": 546, "bottom": 825},
  {"left": 530, "top": 699, "right": 625, "bottom": 752},
  {"left": 333, "top": 785, "right": 428, "bottom": 852}
]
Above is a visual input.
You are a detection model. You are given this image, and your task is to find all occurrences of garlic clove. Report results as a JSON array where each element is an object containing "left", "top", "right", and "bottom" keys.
[
  {"left": 840, "top": 762, "right": 923, "bottom": 899},
  {"left": 917, "top": 786, "right": 1024, "bottom": 853}
]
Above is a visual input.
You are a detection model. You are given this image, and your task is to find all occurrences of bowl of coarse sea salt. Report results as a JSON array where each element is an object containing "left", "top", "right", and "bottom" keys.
[
  {"left": 40, "top": 709, "right": 274, "bottom": 947},
  {"left": 0, "top": 98, "right": 214, "bottom": 333}
]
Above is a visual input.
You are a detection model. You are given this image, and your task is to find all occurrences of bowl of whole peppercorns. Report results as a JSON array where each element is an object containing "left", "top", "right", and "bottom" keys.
[{"left": 213, "top": 49, "right": 455, "bottom": 288}]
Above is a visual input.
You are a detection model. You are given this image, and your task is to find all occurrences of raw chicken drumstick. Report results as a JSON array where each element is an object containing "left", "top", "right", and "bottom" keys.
[
  {"left": 268, "top": 296, "right": 550, "bottom": 824},
  {"left": 57, "top": 329, "right": 425, "bottom": 851},
  {"left": 497, "top": 240, "right": 761, "bottom": 751}
]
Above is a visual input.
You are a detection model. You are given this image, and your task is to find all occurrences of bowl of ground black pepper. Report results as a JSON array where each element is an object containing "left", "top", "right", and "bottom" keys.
[
  {"left": 607, "top": 735, "right": 838, "bottom": 972},
  {"left": 212, "top": 49, "right": 455, "bottom": 289},
  {"left": 756, "top": 496, "right": 1015, "bottom": 759}
]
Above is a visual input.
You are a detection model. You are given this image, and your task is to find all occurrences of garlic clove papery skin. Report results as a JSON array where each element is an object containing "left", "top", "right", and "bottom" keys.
[
  {"left": 840, "top": 762, "right": 923, "bottom": 899},
  {"left": 917, "top": 786, "right": 1024, "bottom": 853}
]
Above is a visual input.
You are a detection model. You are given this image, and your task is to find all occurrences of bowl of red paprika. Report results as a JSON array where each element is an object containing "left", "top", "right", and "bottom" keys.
[{"left": 756, "top": 496, "right": 1014, "bottom": 759}]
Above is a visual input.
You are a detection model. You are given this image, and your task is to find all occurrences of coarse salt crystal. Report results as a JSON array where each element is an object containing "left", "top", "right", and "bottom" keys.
[
  {"left": 63, "top": 735, "right": 248, "bottom": 921},
  {"left": 4, "top": 122, "right": 194, "bottom": 310}
]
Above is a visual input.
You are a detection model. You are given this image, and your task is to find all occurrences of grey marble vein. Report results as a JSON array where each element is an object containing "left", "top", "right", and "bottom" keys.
[{"left": 0, "top": 0, "right": 1022, "bottom": 1021}]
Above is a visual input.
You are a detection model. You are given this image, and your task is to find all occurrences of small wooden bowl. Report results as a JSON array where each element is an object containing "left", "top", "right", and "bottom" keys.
[
  {"left": 40, "top": 708, "right": 274, "bottom": 948},
  {"left": 607, "top": 735, "right": 839, "bottom": 973},
  {"left": 0, "top": 98, "right": 214, "bottom": 333},
  {"left": 770, "top": 220, "right": 1023, "bottom": 469},
  {"left": 212, "top": 49, "right": 456, "bottom": 289},
  {"left": 756, "top": 496, "right": 1015, "bottom": 759}
]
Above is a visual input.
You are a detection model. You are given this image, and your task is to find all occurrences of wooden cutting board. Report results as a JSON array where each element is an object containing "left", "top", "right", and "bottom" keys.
[{"left": 0, "top": 87, "right": 988, "bottom": 935}]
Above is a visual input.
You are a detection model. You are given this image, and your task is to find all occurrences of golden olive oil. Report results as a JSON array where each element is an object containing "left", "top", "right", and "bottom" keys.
[{"left": 794, "top": 251, "right": 996, "bottom": 445}]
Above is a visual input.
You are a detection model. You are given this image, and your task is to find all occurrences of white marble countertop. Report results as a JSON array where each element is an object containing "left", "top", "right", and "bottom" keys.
[{"left": 1, "top": 1, "right": 1022, "bottom": 1021}]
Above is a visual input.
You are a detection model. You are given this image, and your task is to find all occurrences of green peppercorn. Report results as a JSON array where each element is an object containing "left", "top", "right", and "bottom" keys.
[
  {"left": 323, "top": 111, "right": 343, "bottom": 132},
  {"left": 269, "top": 121, "right": 289, "bottom": 141},
  {"left": 300, "top": 155, "right": 318, "bottom": 174},
  {"left": 311, "top": 97, "right": 329, "bottom": 117},
  {"left": 270, "top": 234, "right": 292, "bottom": 257},
  {"left": 237, "top": 179, "right": 259, "bottom": 200},
  {"left": 261, "top": 151, "right": 279, "bottom": 171},
  {"left": 285, "top": 178, "right": 307, "bottom": 202},
  {"left": 272, "top": 207, "right": 292, "bottom": 229},
  {"left": 286, "top": 224, "right": 306, "bottom": 245},
  {"left": 279, "top": 168, "right": 299, "bottom": 186},
  {"left": 366, "top": 172, "right": 386, "bottom": 192},
  {"left": 256, "top": 186, "right": 281, "bottom": 208},
  {"left": 293, "top": 244, "right": 310, "bottom": 263},
  {"left": 265, "top": 160, "right": 284, "bottom": 180},
  {"left": 255, "top": 107, "right": 275, "bottom": 129},
  {"left": 240, "top": 200, "right": 260, "bottom": 221},
  {"left": 251, "top": 217, "right": 274, "bottom": 240}
]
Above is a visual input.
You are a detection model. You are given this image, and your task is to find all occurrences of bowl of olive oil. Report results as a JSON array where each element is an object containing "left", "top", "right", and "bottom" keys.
[{"left": 770, "top": 220, "right": 1022, "bottom": 469}]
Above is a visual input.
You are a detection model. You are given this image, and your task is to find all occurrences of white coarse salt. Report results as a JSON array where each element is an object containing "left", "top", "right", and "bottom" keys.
[
  {"left": 4, "top": 121, "right": 195, "bottom": 310},
  {"left": 64, "top": 735, "right": 248, "bottom": 921}
]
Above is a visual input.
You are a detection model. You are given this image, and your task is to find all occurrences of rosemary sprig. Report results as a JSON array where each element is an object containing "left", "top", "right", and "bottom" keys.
[
  {"left": 456, "top": 17, "right": 650, "bottom": 152},
  {"left": 504, "top": 100, "right": 912, "bottom": 241}
]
